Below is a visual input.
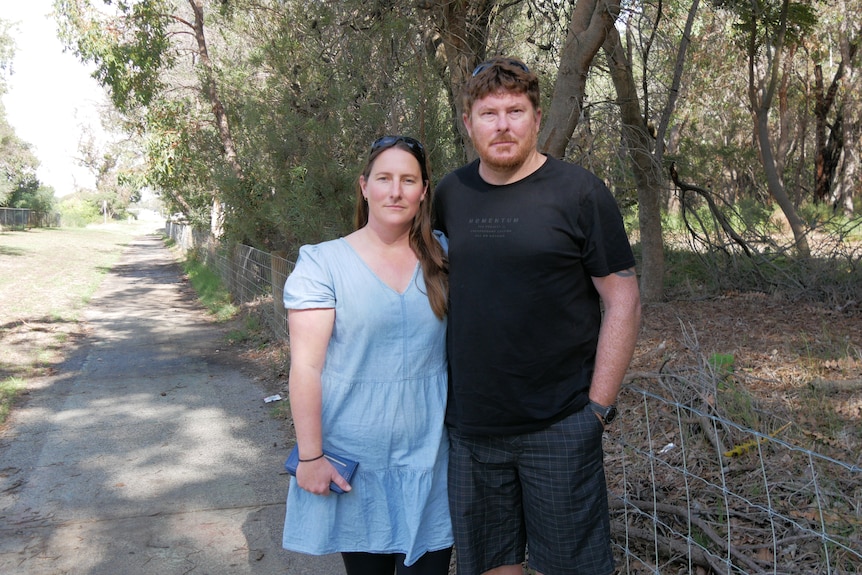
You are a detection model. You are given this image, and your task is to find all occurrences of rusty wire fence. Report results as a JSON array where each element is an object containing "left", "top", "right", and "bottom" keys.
[{"left": 165, "top": 223, "right": 861, "bottom": 574}]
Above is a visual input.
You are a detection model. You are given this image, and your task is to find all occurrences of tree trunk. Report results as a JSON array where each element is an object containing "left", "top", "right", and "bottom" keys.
[
  {"left": 747, "top": 0, "right": 810, "bottom": 257},
  {"left": 539, "top": 0, "right": 620, "bottom": 158},
  {"left": 836, "top": 17, "right": 861, "bottom": 215},
  {"left": 603, "top": 26, "right": 664, "bottom": 303},
  {"left": 431, "top": 0, "right": 497, "bottom": 162},
  {"left": 188, "top": 0, "right": 242, "bottom": 238}
]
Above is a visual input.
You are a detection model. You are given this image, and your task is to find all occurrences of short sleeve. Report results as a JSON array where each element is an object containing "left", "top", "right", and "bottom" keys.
[
  {"left": 283, "top": 244, "right": 336, "bottom": 310},
  {"left": 581, "top": 179, "right": 636, "bottom": 277}
]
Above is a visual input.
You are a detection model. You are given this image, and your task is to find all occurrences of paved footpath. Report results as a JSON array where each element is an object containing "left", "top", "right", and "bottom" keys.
[{"left": 0, "top": 233, "right": 344, "bottom": 575}]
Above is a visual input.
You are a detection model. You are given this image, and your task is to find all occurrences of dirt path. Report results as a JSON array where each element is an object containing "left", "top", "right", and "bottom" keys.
[{"left": 0, "top": 234, "right": 344, "bottom": 575}]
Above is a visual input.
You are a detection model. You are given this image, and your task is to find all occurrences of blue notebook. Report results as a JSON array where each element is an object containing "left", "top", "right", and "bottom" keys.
[{"left": 284, "top": 446, "right": 358, "bottom": 494}]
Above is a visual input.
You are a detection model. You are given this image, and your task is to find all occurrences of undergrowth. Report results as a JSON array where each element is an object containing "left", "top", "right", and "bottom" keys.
[{"left": 181, "top": 254, "right": 238, "bottom": 321}]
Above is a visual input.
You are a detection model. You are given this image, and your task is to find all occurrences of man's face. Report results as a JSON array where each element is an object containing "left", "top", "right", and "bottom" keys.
[{"left": 464, "top": 90, "right": 541, "bottom": 172}]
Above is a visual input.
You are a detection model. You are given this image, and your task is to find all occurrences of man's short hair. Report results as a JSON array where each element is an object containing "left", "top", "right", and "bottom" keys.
[{"left": 462, "top": 57, "right": 540, "bottom": 116}]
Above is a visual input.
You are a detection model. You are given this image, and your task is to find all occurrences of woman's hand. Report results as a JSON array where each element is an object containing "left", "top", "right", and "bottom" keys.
[{"left": 296, "top": 457, "right": 352, "bottom": 495}]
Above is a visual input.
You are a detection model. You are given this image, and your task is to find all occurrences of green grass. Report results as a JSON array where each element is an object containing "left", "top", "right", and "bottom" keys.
[
  {"left": 181, "top": 256, "right": 238, "bottom": 321},
  {"left": 0, "top": 377, "right": 24, "bottom": 424}
]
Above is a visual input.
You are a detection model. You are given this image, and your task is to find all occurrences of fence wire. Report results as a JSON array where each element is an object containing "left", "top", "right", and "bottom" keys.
[
  {"left": 0, "top": 207, "right": 60, "bottom": 229},
  {"left": 611, "top": 382, "right": 860, "bottom": 574},
  {"left": 165, "top": 224, "right": 861, "bottom": 574}
]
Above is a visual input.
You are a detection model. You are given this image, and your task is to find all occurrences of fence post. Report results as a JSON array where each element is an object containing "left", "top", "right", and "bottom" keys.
[{"left": 270, "top": 251, "right": 291, "bottom": 341}]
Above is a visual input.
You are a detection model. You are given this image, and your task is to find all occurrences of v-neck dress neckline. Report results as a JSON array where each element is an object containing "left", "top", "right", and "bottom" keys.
[{"left": 339, "top": 237, "right": 420, "bottom": 296}]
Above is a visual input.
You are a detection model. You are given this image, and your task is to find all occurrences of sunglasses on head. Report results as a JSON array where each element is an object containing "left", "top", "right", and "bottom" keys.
[
  {"left": 471, "top": 59, "right": 530, "bottom": 77},
  {"left": 370, "top": 135, "right": 427, "bottom": 171}
]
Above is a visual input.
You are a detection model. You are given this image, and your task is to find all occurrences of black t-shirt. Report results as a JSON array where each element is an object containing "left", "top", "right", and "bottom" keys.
[{"left": 433, "top": 157, "right": 636, "bottom": 435}]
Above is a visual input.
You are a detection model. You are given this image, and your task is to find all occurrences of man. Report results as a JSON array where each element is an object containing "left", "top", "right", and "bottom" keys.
[{"left": 433, "top": 57, "right": 642, "bottom": 575}]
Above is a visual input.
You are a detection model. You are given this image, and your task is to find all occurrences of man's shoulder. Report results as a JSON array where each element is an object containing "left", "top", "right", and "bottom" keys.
[
  {"left": 543, "top": 156, "right": 599, "bottom": 179},
  {"left": 437, "top": 159, "right": 480, "bottom": 188}
]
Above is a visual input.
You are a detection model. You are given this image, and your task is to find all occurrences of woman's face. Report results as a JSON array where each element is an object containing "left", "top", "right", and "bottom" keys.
[{"left": 360, "top": 147, "right": 427, "bottom": 232}]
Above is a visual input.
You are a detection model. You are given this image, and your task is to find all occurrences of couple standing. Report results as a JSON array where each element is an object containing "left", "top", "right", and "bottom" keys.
[{"left": 281, "top": 57, "right": 642, "bottom": 575}]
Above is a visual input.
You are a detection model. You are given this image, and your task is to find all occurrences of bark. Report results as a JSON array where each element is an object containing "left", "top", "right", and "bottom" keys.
[
  {"left": 836, "top": 22, "right": 861, "bottom": 215},
  {"left": 539, "top": 0, "right": 620, "bottom": 158},
  {"left": 653, "top": 0, "right": 699, "bottom": 167},
  {"left": 603, "top": 26, "right": 664, "bottom": 303},
  {"left": 747, "top": 0, "right": 810, "bottom": 257},
  {"left": 812, "top": 59, "right": 845, "bottom": 203},
  {"left": 186, "top": 0, "right": 243, "bottom": 237},
  {"left": 430, "top": 0, "right": 497, "bottom": 162},
  {"left": 601, "top": 0, "right": 700, "bottom": 303}
]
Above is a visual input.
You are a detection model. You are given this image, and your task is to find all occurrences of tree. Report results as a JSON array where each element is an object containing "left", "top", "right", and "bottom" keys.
[
  {"left": 424, "top": 0, "right": 499, "bottom": 162},
  {"left": 0, "top": 106, "right": 39, "bottom": 207},
  {"left": 812, "top": 48, "right": 850, "bottom": 205},
  {"left": 539, "top": 0, "right": 621, "bottom": 158},
  {"left": 0, "top": 18, "right": 13, "bottom": 95},
  {"left": 55, "top": 0, "right": 241, "bottom": 235},
  {"left": 820, "top": 0, "right": 861, "bottom": 214},
  {"left": 77, "top": 124, "right": 142, "bottom": 218},
  {"left": 713, "top": 0, "right": 817, "bottom": 257}
]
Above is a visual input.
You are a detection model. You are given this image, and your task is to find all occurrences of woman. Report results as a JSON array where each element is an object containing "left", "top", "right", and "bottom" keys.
[{"left": 282, "top": 136, "right": 452, "bottom": 575}]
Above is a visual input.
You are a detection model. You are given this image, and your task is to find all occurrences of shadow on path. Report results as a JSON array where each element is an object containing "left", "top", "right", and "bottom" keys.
[{"left": 0, "top": 234, "right": 343, "bottom": 574}]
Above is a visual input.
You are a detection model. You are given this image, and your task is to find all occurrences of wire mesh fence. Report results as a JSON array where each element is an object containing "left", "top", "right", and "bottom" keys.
[
  {"left": 611, "top": 380, "right": 860, "bottom": 574},
  {"left": 0, "top": 207, "right": 60, "bottom": 229},
  {"left": 165, "top": 223, "right": 861, "bottom": 574}
]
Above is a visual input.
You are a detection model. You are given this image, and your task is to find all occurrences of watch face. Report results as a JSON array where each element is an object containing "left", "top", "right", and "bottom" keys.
[{"left": 604, "top": 405, "right": 618, "bottom": 424}]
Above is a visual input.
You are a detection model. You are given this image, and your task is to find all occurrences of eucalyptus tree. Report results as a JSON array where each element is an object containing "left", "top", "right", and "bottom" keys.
[
  {"left": 76, "top": 122, "right": 143, "bottom": 218},
  {"left": 812, "top": 0, "right": 860, "bottom": 213},
  {"left": 425, "top": 0, "right": 680, "bottom": 297},
  {"left": 590, "top": 0, "right": 704, "bottom": 302},
  {"left": 207, "top": 0, "right": 462, "bottom": 253},
  {"left": 0, "top": 114, "right": 41, "bottom": 208},
  {"left": 0, "top": 18, "right": 12, "bottom": 95},
  {"left": 711, "top": 0, "right": 817, "bottom": 257},
  {"left": 54, "top": 0, "right": 243, "bottom": 234}
]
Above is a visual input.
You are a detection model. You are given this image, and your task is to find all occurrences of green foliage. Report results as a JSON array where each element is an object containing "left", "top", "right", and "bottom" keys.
[
  {"left": 181, "top": 254, "right": 238, "bottom": 322},
  {"left": 207, "top": 0, "right": 461, "bottom": 254},
  {"left": 57, "top": 195, "right": 102, "bottom": 227},
  {"left": 730, "top": 197, "right": 778, "bottom": 236},
  {"left": 709, "top": 352, "right": 736, "bottom": 379},
  {"left": 795, "top": 202, "right": 862, "bottom": 239},
  {"left": 710, "top": 0, "right": 819, "bottom": 52},
  {"left": 46, "top": 0, "right": 858, "bottom": 281},
  {"left": 6, "top": 180, "right": 56, "bottom": 215},
  {"left": 0, "top": 108, "right": 42, "bottom": 207},
  {"left": 226, "top": 313, "right": 267, "bottom": 347},
  {"left": 55, "top": 0, "right": 174, "bottom": 111}
]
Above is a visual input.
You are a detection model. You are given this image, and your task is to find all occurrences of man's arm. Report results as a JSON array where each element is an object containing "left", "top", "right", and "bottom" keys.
[{"left": 589, "top": 268, "right": 642, "bottom": 410}]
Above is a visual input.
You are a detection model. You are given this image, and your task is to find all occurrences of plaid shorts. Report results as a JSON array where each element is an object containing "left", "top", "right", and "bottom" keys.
[{"left": 447, "top": 406, "right": 614, "bottom": 575}]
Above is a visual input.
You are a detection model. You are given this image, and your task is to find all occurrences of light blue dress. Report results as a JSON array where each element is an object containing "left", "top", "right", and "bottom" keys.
[{"left": 282, "top": 238, "right": 452, "bottom": 565}]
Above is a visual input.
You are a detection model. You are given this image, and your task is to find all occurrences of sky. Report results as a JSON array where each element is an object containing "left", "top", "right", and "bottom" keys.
[{"left": 1, "top": 0, "right": 105, "bottom": 197}]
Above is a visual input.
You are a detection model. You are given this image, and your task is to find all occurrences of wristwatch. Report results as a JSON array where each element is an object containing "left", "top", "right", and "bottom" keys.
[{"left": 590, "top": 400, "right": 618, "bottom": 425}]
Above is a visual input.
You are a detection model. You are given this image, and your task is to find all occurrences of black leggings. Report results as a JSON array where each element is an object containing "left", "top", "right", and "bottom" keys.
[{"left": 341, "top": 547, "right": 452, "bottom": 575}]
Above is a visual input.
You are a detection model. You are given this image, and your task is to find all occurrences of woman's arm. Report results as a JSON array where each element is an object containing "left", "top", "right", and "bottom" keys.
[{"left": 287, "top": 307, "right": 352, "bottom": 494}]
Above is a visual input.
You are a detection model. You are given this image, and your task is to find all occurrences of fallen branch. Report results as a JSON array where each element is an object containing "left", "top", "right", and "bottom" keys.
[
  {"left": 670, "top": 162, "right": 753, "bottom": 258},
  {"left": 808, "top": 378, "right": 862, "bottom": 393},
  {"left": 611, "top": 497, "right": 768, "bottom": 574}
]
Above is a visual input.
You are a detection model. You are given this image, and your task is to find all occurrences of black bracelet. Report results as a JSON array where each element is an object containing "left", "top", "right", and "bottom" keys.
[{"left": 299, "top": 453, "right": 325, "bottom": 462}]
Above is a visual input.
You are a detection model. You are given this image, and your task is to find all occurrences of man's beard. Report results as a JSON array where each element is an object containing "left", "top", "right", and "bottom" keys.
[{"left": 479, "top": 135, "right": 536, "bottom": 171}]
